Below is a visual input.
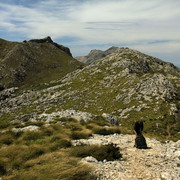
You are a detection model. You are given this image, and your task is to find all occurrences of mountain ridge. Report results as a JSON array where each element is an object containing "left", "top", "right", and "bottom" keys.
[{"left": 0, "top": 46, "right": 179, "bottom": 141}]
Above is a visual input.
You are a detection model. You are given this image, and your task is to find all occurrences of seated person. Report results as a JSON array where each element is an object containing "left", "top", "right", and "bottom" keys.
[{"left": 134, "top": 121, "right": 147, "bottom": 149}]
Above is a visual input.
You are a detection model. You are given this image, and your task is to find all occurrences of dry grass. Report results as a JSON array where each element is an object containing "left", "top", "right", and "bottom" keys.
[
  {"left": 3, "top": 151, "right": 96, "bottom": 180},
  {"left": 70, "top": 144, "right": 122, "bottom": 161},
  {"left": 87, "top": 123, "right": 121, "bottom": 135},
  {"left": 71, "top": 129, "right": 92, "bottom": 140},
  {"left": 0, "top": 118, "right": 122, "bottom": 179}
]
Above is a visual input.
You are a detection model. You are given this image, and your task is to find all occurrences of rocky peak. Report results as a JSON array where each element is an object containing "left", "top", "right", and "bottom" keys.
[
  {"left": 25, "top": 36, "right": 72, "bottom": 57},
  {"left": 28, "top": 36, "right": 53, "bottom": 43},
  {"left": 88, "top": 49, "right": 103, "bottom": 56},
  {"left": 76, "top": 46, "right": 119, "bottom": 65}
]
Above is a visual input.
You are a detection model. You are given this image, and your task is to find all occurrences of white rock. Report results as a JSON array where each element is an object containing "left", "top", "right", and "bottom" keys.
[
  {"left": 82, "top": 156, "right": 98, "bottom": 163},
  {"left": 12, "top": 125, "right": 40, "bottom": 132}
]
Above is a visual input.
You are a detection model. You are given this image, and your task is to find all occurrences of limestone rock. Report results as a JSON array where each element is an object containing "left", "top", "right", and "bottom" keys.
[
  {"left": 0, "top": 87, "right": 18, "bottom": 101},
  {"left": 102, "top": 113, "right": 119, "bottom": 125},
  {"left": 12, "top": 125, "right": 40, "bottom": 132}
]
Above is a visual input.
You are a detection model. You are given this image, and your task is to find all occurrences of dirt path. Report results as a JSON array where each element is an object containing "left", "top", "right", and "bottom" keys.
[{"left": 73, "top": 134, "right": 180, "bottom": 180}]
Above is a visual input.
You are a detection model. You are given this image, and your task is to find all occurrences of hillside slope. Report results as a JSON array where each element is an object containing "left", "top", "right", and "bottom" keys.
[
  {"left": 0, "top": 47, "right": 180, "bottom": 141},
  {"left": 0, "top": 37, "right": 84, "bottom": 89}
]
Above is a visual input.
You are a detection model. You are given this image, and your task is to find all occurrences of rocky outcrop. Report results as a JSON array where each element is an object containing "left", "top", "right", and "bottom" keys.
[
  {"left": 10, "top": 110, "right": 119, "bottom": 126},
  {"left": 102, "top": 113, "right": 119, "bottom": 125},
  {"left": 38, "top": 110, "right": 96, "bottom": 122},
  {"left": 0, "top": 87, "right": 18, "bottom": 101},
  {"left": 12, "top": 125, "right": 40, "bottom": 132},
  {"left": 28, "top": 36, "right": 72, "bottom": 57}
]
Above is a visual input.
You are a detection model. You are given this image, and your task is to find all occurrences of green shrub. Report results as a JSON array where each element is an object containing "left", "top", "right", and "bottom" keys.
[
  {"left": 66, "top": 122, "right": 83, "bottom": 131},
  {"left": 51, "top": 123, "right": 64, "bottom": 131},
  {"left": 22, "top": 131, "right": 43, "bottom": 141},
  {"left": 41, "top": 126, "right": 54, "bottom": 136},
  {"left": 50, "top": 139, "right": 72, "bottom": 151},
  {"left": 93, "top": 127, "right": 121, "bottom": 135},
  {"left": 71, "top": 144, "right": 122, "bottom": 161},
  {"left": 0, "top": 120, "right": 9, "bottom": 129},
  {"left": 87, "top": 116, "right": 110, "bottom": 126},
  {"left": 0, "top": 161, "right": 6, "bottom": 175},
  {"left": 0, "top": 133, "right": 14, "bottom": 146},
  {"left": 58, "top": 117, "right": 77, "bottom": 123},
  {"left": 71, "top": 130, "right": 92, "bottom": 140},
  {"left": 50, "top": 134, "right": 63, "bottom": 142},
  {"left": 7, "top": 152, "right": 96, "bottom": 180},
  {"left": 0, "top": 145, "right": 46, "bottom": 171},
  {"left": 26, "top": 121, "right": 45, "bottom": 127}
]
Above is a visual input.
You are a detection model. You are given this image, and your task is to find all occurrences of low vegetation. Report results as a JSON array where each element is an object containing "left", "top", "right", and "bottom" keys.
[
  {"left": 0, "top": 118, "right": 122, "bottom": 179},
  {"left": 70, "top": 144, "right": 122, "bottom": 161}
]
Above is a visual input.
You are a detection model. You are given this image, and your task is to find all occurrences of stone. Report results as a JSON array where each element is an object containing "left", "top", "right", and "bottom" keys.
[
  {"left": 38, "top": 110, "right": 95, "bottom": 122},
  {"left": 102, "top": 113, "right": 119, "bottom": 125},
  {"left": 82, "top": 156, "right": 98, "bottom": 163},
  {"left": 12, "top": 125, "right": 40, "bottom": 132},
  {"left": 0, "top": 87, "right": 18, "bottom": 101}
]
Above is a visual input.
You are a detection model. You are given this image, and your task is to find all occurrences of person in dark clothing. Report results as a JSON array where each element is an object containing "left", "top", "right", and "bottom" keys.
[{"left": 134, "top": 121, "right": 147, "bottom": 149}]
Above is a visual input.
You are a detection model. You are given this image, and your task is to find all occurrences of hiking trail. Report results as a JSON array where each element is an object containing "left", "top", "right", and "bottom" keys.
[{"left": 72, "top": 134, "right": 180, "bottom": 180}]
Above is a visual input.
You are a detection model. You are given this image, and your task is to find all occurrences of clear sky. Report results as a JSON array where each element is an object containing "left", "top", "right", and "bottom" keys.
[{"left": 0, "top": 0, "right": 180, "bottom": 67}]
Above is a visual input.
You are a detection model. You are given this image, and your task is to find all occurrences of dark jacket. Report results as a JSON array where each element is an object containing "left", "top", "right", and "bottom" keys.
[{"left": 135, "top": 134, "right": 147, "bottom": 149}]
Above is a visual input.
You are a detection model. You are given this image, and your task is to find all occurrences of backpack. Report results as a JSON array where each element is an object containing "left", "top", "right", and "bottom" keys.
[{"left": 135, "top": 134, "right": 147, "bottom": 149}]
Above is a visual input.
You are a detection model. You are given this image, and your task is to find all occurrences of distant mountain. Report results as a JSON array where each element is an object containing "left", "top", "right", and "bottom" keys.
[
  {"left": 76, "top": 46, "right": 119, "bottom": 64},
  {"left": 1, "top": 47, "right": 180, "bottom": 141},
  {"left": 0, "top": 37, "right": 84, "bottom": 89}
]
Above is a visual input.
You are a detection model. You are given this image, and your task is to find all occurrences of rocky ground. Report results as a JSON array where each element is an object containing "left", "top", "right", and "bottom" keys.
[{"left": 72, "top": 134, "right": 180, "bottom": 180}]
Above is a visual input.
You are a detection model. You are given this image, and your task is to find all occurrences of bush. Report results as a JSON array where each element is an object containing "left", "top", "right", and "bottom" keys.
[
  {"left": 0, "top": 120, "right": 9, "bottom": 129},
  {"left": 51, "top": 123, "right": 64, "bottom": 131},
  {"left": 7, "top": 152, "right": 96, "bottom": 180},
  {"left": 0, "top": 133, "right": 14, "bottom": 146},
  {"left": 0, "top": 145, "right": 46, "bottom": 171},
  {"left": 66, "top": 122, "right": 83, "bottom": 131},
  {"left": 22, "top": 131, "right": 43, "bottom": 141},
  {"left": 0, "top": 161, "right": 6, "bottom": 175},
  {"left": 71, "top": 144, "right": 122, "bottom": 161},
  {"left": 0, "top": 84, "right": 4, "bottom": 91},
  {"left": 93, "top": 126, "right": 121, "bottom": 135},
  {"left": 71, "top": 130, "right": 92, "bottom": 140},
  {"left": 58, "top": 117, "right": 77, "bottom": 123},
  {"left": 41, "top": 126, "right": 54, "bottom": 136},
  {"left": 87, "top": 116, "right": 110, "bottom": 126},
  {"left": 50, "top": 139, "right": 72, "bottom": 151}
]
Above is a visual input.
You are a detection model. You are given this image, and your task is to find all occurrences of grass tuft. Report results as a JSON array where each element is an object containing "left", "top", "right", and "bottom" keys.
[
  {"left": 71, "top": 129, "right": 92, "bottom": 140},
  {"left": 70, "top": 144, "right": 122, "bottom": 161}
]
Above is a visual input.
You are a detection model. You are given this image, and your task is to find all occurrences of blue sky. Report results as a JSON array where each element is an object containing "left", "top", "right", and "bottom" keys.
[{"left": 0, "top": 0, "right": 180, "bottom": 67}]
